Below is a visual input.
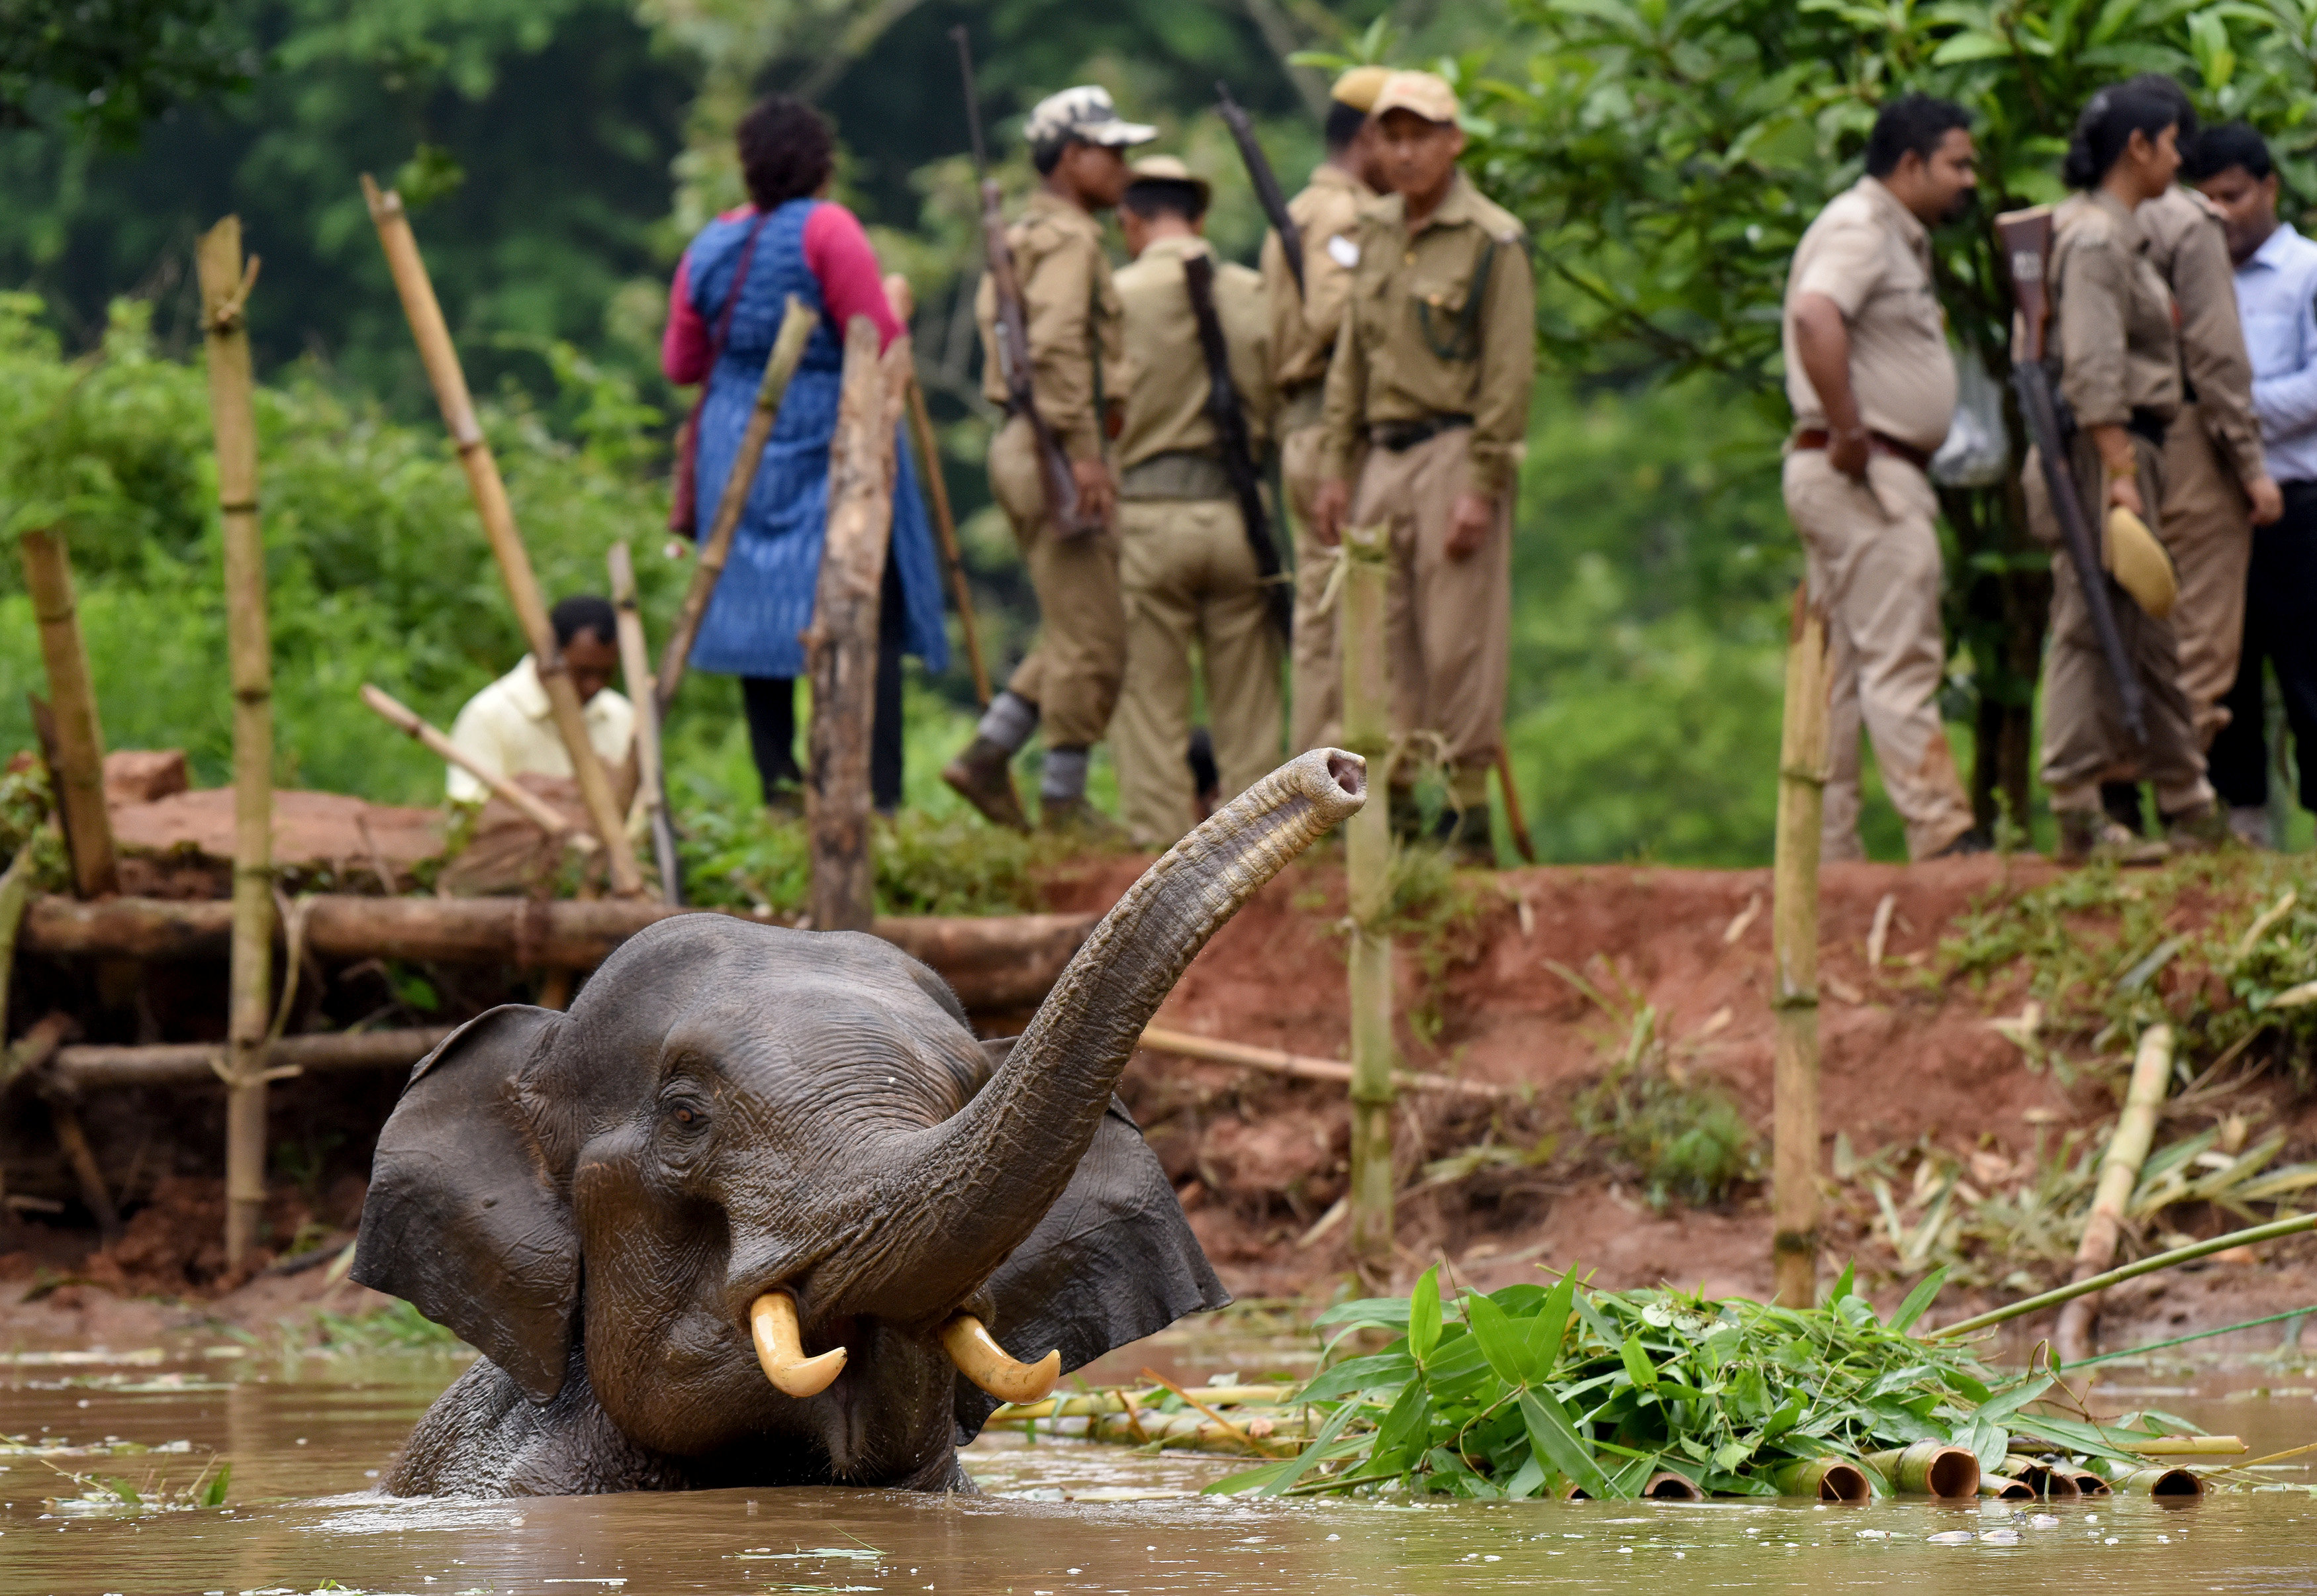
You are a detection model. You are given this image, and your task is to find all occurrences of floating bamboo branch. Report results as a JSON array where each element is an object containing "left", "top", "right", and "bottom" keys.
[
  {"left": 1932, "top": 1212, "right": 2317, "bottom": 1339},
  {"left": 1339, "top": 520, "right": 1395, "bottom": 1282},
  {"left": 18, "top": 532, "right": 117, "bottom": 898},
  {"left": 359, "top": 175, "right": 642, "bottom": 898},
  {"left": 1137, "top": 1024, "right": 1517, "bottom": 1100},
  {"left": 1771, "top": 588, "right": 1830, "bottom": 1307},
  {"left": 606, "top": 543, "right": 682, "bottom": 904},
  {"left": 655, "top": 295, "right": 820, "bottom": 714},
  {"left": 197, "top": 214, "right": 275, "bottom": 1270},
  {"left": 2057, "top": 1023, "right": 2175, "bottom": 1364},
  {"left": 358, "top": 684, "right": 599, "bottom": 854}
]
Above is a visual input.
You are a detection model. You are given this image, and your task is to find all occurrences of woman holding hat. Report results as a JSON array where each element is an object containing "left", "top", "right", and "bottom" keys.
[{"left": 2027, "top": 81, "right": 2225, "bottom": 863}]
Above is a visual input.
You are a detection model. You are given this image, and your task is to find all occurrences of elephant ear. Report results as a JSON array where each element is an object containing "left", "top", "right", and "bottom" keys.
[
  {"left": 352, "top": 1005, "right": 579, "bottom": 1403},
  {"left": 952, "top": 1096, "right": 1229, "bottom": 1441}
]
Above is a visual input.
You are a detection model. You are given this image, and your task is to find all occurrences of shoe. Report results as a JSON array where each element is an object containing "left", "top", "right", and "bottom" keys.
[
  {"left": 1928, "top": 826, "right": 1993, "bottom": 859},
  {"left": 2055, "top": 808, "right": 2170, "bottom": 867},
  {"left": 1037, "top": 794, "right": 1132, "bottom": 847},
  {"left": 2162, "top": 800, "right": 2233, "bottom": 855},
  {"left": 941, "top": 737, "right": 1029, "bottom": 832},
  {"left": 2229, "top": 805, "right": 2276, "bottom": 849},
  {"left": 2100, "top": 780, "right": 2148, "bottom": 836}
]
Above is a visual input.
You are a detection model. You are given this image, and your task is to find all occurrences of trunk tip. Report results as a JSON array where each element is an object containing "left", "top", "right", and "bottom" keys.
[{"left": 1323, "top": 750, "right": 1365, "bottom": 800}]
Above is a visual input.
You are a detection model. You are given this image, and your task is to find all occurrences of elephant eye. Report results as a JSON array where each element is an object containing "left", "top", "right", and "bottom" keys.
[{"left": 667, "top": 1099, "right": 710, "bottom": 1129}]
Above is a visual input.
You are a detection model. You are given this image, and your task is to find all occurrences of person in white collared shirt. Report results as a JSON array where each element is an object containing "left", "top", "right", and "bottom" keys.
[
  {"left": 2187, "top": 122, "right": 2317, "bottom": 845},
  {"left": 444, "top": 596, "right": 635, "bottom": 804}
]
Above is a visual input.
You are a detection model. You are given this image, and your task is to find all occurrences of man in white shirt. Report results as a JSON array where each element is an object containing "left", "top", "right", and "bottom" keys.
[
  {"left": 445, "top": 596, "right": 635, "bottom": 804},
  {"left": 2187, "top": 123, "right": 2317, "bottom": 844}
]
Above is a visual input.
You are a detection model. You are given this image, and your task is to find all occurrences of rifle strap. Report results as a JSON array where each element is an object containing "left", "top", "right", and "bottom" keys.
[{"left": 1419, "top": 238, "right": 1497, "bottom": 362}]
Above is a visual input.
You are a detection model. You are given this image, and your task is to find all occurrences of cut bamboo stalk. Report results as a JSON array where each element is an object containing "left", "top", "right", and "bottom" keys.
[
  {"left": 18, "top": 532, "right": 117, "bottom": 898},
  {"left": 1932, "top": 1213, "right": 2317, "bottom": 1338},
  {"left": 1768, "top": 1456, "right": 1870, "bottom": 1501},
  {"left": 1641, "top": 1470, "right": 1704, "bottom": 1500},
  {"left": 360, "top": 175, "right": 641, "bottom": 897},
  {"left": 904, "top": 364, "right": 991, "bottom": 705},
  {"left": 1864, "top": 1440, "right": 1980, "bottom": 1499},
  {"left": 656, "top": 294, "right": 819, "bottom": 714},
  {"left": 1339, "top": 520, "right": 1395, "bottom": 1282},
  {"left": 2107, "top": 1466, "right": 2203, "bottom": 1496},
  {"left": 1770, "top": 589, "right": 1830, "bottom": 1307},
  {"left": 986, "top": 1384, "right": 1294, "bottom": 1423},
  {"left": 804, "top": 318, "right": 908, "bottom": 935},
  {"left": 2030, "top": 1434, "right": 2244, "bottom": 1458},
  {"left": 359, "top": 684, "right": 599, "bottom": 853},
  {"left": 1137, "top": 1024, "right": 1516, "bottom": 1100},
  {"left": 1979, "top": 1475, "right": 2036, "bottom": 1500},
  {"left": 606, "top": 543, "right": 682, "bottom": 904},
  {"left": 2056, "top": 1023, "right": 2175, "bottom": 1364},
  {"left": 197, "top": 215, "right": 274, "bottom": 1270}
]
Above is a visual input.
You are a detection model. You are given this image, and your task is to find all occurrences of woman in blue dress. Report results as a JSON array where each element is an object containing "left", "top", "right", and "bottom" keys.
[{"left": 663, "top": 95, "right": 949, "bottom": 812}]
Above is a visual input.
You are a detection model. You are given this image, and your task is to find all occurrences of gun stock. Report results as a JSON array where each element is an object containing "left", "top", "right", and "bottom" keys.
[
  {"left": 1217, "top": 83, "right": 1305, "bottom": 299},
  {"left": 1997, "top": 206, "right": 2055, "bottom": 363}
]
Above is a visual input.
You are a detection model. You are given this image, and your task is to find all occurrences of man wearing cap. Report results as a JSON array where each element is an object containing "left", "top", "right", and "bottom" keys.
[
  {"left": 1309, "top": 70, "right": 1536, "bottom": 861},
  {"left": 1266, "top": 65, "right": 1387, "bottom": 755},
  {"left": 1109, "top": 156, "right": 1281, "bottom": 846},
  {"left": 1780, "top": 93, "right": 1985, "bottom": 863},
  {"left": 943, "top": 85, "right": 1153, "bottom": 835}
]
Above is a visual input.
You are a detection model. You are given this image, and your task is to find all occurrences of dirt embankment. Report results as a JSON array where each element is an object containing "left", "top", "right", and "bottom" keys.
[{"left": 7, "top": 852, "right": 2314, "bottom": 1349}]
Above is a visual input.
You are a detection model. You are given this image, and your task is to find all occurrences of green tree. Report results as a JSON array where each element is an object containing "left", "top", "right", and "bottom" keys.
[{"left": 0, "top": 0, "right": 254, "bottom": 144}]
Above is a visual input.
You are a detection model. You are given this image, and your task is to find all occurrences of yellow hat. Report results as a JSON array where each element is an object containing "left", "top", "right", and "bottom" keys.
[
  {"left": 1331, "top": 66, "right": 1390, "bottom": 112},
  {"left": 1125, "top": 154, "right": 1211, "bottom": 209},
  {"left": 2104, "top": 505, "right": 2178, "bottom": 618},
  {"left": 1370, "top": 70, "right": 1460, "bottom": 125}
]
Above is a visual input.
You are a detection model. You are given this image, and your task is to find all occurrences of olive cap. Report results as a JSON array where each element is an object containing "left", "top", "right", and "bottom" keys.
[
  {"left": 1331, "top": 66, "right": 1391, "bottom": 111},
  {"left": 1370, "top": 70, "right": 1460, "bottom": 126},
  {"left": 1126, "top": 154, "right": 1212, "bottom": 208}
]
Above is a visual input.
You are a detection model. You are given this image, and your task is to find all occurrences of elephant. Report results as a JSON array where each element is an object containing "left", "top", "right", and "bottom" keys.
[{"left": 351, "top": 749, "right": 1366, "bottom": 1496}]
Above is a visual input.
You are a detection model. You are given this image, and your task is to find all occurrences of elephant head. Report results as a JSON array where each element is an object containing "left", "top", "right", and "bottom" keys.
[{"left": 352, "top": 750, "right": 1365, "bottom": 1489}]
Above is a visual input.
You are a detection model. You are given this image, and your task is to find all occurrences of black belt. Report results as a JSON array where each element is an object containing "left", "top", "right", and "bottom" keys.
[
  {"left": 1371, "top": 413, "right": 1473, "bottom": 453},
  {"left": 2127, "top": 408, "right": 2169, "bottom": 447}
]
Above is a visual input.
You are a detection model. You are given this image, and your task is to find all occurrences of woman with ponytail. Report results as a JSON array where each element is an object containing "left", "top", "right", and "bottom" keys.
[{"left": 2027, "top": 82, "right": 2227, "bottom": 864}]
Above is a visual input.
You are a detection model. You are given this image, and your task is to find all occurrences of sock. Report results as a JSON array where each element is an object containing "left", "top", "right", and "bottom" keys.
[
  {"left": 975, "top": 690, "right": 1039, "bottom": 754},
  {"left": 1040, "top": 747, "right": 1089, "bottom": 803}
]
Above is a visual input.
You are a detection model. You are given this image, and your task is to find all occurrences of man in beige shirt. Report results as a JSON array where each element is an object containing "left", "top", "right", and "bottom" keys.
[
  {"left": 1264, "top": 66, "right": 1386, "bottom": 754},
  {"left": 1781, "top": 94, "right": 1983, "bottom": 861},
  {"left": 446, "top": 596, "right": 634, "bottom": 803},
  {"left": 1109, "top": 158, "right": 1281, "bottom": 845}
]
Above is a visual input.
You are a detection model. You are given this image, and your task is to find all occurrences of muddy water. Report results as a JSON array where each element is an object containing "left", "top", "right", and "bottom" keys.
[{"left": 5, "top": 1345, "right": 2314, "bottom": 1595}]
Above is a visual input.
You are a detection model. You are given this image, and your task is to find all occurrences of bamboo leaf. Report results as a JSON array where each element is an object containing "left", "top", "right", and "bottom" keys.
[
  {"left": 1619, "top": 1333, "right": 1660, "bottom": 1390},
  {"left": 1466, "top": 1290, "right": 1536, "bottom": 1386},
  {"left": 1409, "top": 1266, "right": 1443, "bottom": 1364},
  {"left": 1520, "top": 1389, "right": 1619, "bottom": 1499},
  {"left": 1527, "top": 1274, "right": 1579, "bottom": 1373},
  {"left": 1975, "top": 1374, "right": 2054, "bottom": 1424},
  {"left": 1889, "top": 1266, "right": 1948, "bottom": 1333}
]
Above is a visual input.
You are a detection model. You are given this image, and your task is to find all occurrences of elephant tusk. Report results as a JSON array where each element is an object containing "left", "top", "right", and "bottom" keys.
[
  {"left": 749, "top": 1291, "right": 847, "bottom": 1398},
  {"left": 940, "top": 1314, "right": 1059, "bottom": 1404}
]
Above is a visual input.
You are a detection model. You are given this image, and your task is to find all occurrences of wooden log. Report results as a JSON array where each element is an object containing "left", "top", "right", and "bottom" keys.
[
  {"left": 1770, "top": 588, "right": 1830, "bottom": 1308},
  {"left": 804, "top": 318, "right": 909, "bottom": 934},
  {"left": 18, "top": 532, "right": 118, "bottom": 897},
  {"left": 1339, "top": 520, "right": 1394, "bottom": 1282},
  {"left": 21, "top": 896, "right": 1096, "bottom": 1012},
  {"left": 359, "top": 684, "right": 600, "bottom": 853},
  {"left": 606, "top": 544, "right": 682, "bottom": 904},
  {"left": 1137, "top": 1025, "right": 1517, "bottom": 1101},
  {"left": 656, "top": 295, "right": 820, "bottom": 714},
  {"left": 2056, "top": 1024, "right": 2175, "bottom": 1364},
  {"left": 50, "top": 1027, "right": 455, "bottom": 1090},
  {"left": 197, "top": 214, "right": 275, "bottom": 1269},
  {"left": 359, "top": 175, "right": 642, "bottom": 897}
]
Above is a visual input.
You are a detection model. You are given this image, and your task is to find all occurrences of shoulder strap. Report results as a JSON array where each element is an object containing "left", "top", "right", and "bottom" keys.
[{"left": 707, "top": 211, "right": 773, "bottom": 365}]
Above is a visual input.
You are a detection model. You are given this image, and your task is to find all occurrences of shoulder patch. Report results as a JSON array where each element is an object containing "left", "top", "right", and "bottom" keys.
[{"left": 1327, "top": 233, "right": 1360, "bottom": 268}]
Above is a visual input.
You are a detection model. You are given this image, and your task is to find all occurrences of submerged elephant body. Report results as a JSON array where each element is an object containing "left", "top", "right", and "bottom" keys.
[{"left": 355, "top": 751, "right": 1366, "bottom": 1497}]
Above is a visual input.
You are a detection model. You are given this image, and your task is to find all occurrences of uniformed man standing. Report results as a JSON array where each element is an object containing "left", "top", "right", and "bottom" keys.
[
  {"left": 1308, "top": 71, "right": 1536, "bottom": 861},
  {"left": 942, "top": 87, "right": 1153, "bottom": 834},
  {"left": 1780, "top": 94, "right": 1985, "bottom": 862},
  {"left": 1264, "top": 66, "right": 1386, "bottom": 755},
  {"left": 1108, "top": 157, "right": 1282, "bottom": 846}
]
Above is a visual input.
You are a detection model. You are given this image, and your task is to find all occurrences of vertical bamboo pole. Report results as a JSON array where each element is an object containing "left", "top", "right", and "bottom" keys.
[
  {"left": 1771, "top": 588, "right": 1831, "bottom": 1307},
  {"left": 607, "top": 543, "right": 683, "bottom": 904},
  {"left": 359, "top": 176, "right": 643, "bottom": 897},
  {"left": 2056, "top": 1025, "right": 2174, "bottom": 1363},
  {"left": 1340, "top": 521, "right": 1395, "bottom": 1282},
  {"left": 19, "top": 532, "right": 118, "bottom": 898},
  {"left": 804, "top": 320, "right": 909, "bottom": 933},
  {"left": 197, "top": 216, "right": 275, "bottom": 1270},
  {"left": 903, "top": 374, "right": 992, "bottom": 706}
]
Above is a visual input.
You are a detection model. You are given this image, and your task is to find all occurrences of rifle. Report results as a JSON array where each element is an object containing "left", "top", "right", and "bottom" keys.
[
  {"left": 1997, "top": 205, "right": 2148, "bottom": 744},
  {"left": 1181, "top": 253, "right": 1292, "bottom": 642},
  {"left": 1216, "top": 81, "right": 1303, "bottom": 299},
  {"left": 952, "top": 26, "right": 1096, "bottom": 538}
]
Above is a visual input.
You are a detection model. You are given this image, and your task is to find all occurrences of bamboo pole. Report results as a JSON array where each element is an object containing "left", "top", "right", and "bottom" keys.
[
  {"left": 804, "top": 318, "right": 908, "bottom": 934},
  {"left": 50, "top": 1027, "right": 455, "bottom": 1089},
  {"left": 359, "top": 175, "right": 642, "bottom": 897},
  {"left": 903, "top": 371, "right": 991, "bottom": 706},
  {"left": 655, "top": 295, "right": 820, "bottom": 715},
  {"left": 1771, "top": 590, "right": 1831, "bottom": 1307},
  {"left": 0, "top": 840, "right": 33, "bottom": 1031},
  {"left": 197, "top": 216, "right": 275, "bottom": 1270},
  {"left": 1339, "top": 520, "right": 1395, "bottom": 1281},
  {"left": 606, "top": 543, "right": 683, "bottom": 904},
  {"left": 18, "top": 532, "right": 117, "bottom": 898},
  {"left": 1932, "top": 1212, "right": 2317, "bottom": 1338},
  {"left": 2056, "top": 1024, "right": 2175, "bottom": 1364},
  {"left": 1137, "top": 1025, "right": 1517, "bottom": 1100},
  {"left": 359, "top": 684, "right": 602, "bottom": 853}
]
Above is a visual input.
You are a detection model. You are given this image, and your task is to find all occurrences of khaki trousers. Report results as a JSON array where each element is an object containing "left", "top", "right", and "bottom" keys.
[
  {"left": 1112, "top": 498, "right": 1284, "bottom": 847},
  {"left": 1282, "top": 422, "right": 1344, "bottom": 753},
  {"left": 1346, "top": 427, "right": 1511, "bottom": 782},
  {"left": 2156, "top": 402, "right": 2252, "bottom": 749},
  {"left": 1783, "top": 448, "right": 1976, "bottom": 861},
  {"left": 990, "top": 416, "right": 1124, "bottom": 749},
  {"left": 2025, "top": 431, "right": 2212, "bottom": 814}
]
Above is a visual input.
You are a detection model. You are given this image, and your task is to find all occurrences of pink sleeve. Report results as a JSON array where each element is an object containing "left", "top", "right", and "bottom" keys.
[
  {"left": 661, "top": 252, "right": 712, "bottom": 384},
  {"left": 804, "top": 203, "right": 903, "bottom": 350}
]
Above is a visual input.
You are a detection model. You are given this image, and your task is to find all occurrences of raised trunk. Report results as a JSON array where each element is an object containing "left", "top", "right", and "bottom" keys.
[{"left": 826, "top": 749, "right": 1366, "bottom": 1318}]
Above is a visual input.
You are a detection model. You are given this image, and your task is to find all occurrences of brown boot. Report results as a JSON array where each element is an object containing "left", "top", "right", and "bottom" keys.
[
  {"left": 2055, "top": 808, "right": 2169, "bottom": 867},
  {"left": 941, "top": 737, "right": 1029, "bottom": 832},
  {"left": 2163, "top": 800, "right": 2233, "bottom": 855},
  {"left": 1037, "top": 794, "right": 1132, "bottom": 848}
]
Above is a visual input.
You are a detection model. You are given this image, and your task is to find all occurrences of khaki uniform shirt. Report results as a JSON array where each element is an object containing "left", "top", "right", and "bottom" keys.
[
  {"left": 1781, "top": 177, "right": 1956, "bottom": 453},
  {"left": 975, "top": 189, "right": 1126, "bottom": 461},
  {"left": 444, "top": 655, "right": 633, "bottom": 804},
  {"left": 2050, "top": 190, "right": 2182, "bottom": 430},
  {"left": 1262, "top": 162, "right": 1370, "bottom": 397},
  {"left": 1113, "top": 235, "right": 1275, "bottom": 473},
  {"left": 1318, "top": 172, "right": 1538, "bottom": 498},
  {"left": 2138, "top": 185, "right": 2265, "bottom": 487}
]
